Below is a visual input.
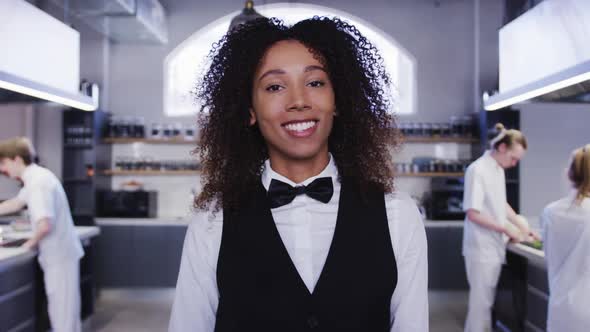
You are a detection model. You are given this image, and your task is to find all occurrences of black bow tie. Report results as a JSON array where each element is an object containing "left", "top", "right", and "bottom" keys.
[{"left": 267, "top": 177, "right": 334, "bottom": 209}]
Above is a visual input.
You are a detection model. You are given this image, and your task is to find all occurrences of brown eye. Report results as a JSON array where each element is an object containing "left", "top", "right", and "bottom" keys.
[
  {"left": 266, "top": 84, "right": 283, "bottom": 92},
  {"left": 308, "top": 80, "right": 325, "bottom": 88}
]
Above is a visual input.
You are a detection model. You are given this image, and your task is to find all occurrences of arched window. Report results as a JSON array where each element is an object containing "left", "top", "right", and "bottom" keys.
[{"left": 164, "top": 3, "right": 416, "bottom": 117}]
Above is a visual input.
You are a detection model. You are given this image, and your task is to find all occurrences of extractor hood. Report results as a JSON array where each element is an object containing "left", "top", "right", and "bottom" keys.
[
  {"left": 0, "top": 0, "right": 98, "bottom": 111},
  {"left": 48, "top": 0, "right": 168, "bottom": 44},
  {"left": 484, "top": 0, "right": 590, "bottom": 111}
]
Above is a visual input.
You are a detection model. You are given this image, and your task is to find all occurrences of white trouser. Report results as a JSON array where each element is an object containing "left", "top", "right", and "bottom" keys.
[
  {"left": 464, "top": 258, "right": 503, "bottom": 332},
  {"left": 41, "top": 259, "right": 82, "bottom": 332}
]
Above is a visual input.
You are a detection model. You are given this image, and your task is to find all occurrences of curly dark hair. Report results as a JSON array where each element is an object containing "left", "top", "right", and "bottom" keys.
[{"left": 194, "top": 16, "right": 400, "bottom": 214}]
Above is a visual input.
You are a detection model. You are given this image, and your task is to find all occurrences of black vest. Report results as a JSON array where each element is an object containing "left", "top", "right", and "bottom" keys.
[{"left": 215, "top": 178, "right": 398, "bottom": 332}]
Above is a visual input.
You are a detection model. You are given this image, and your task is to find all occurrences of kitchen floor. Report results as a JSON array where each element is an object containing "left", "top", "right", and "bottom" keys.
[
  {"left": 85, "top": 289, "right": 468, "bottom": 332},
  {"left": 86, "top": 289, "right": 175, "bottom": 332}
]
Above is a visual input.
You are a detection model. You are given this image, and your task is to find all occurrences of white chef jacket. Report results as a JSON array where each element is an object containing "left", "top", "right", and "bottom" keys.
[
  {"left": 169, "top": 155, "right": 429, "bottom": 332},
  {"left": 17, "top": 164, "right": 84, "bottom": 267},
  {"left": 541, "top": 191, "right": 590, "bottom": 332},
  {"left": 462, "top": 151, "right": 508, "bottom": 263}
]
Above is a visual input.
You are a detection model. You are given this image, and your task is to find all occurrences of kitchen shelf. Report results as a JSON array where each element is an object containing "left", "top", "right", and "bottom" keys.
[
  {"left": 63, "top": 178, "right": 93, "bottom": 183},
  {"left": 402, "top": 136, "right": 479, "bottom": 144},
  {"left": 64, "top": 144, "right": 94, "bottom": 149},
  {"left": 397, "top": 172, "right": 465, "bottom": 177},
  {"left": 103, "top": 138, "right": 198, "bottom": 145},
  {"left": 71, "top": 211, "right": 95, "bottom": 217},
  {"left": 103, "top": 170, "right": 200, "bottom": 176}
]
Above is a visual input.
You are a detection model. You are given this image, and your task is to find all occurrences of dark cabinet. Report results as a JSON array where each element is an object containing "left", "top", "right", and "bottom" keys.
[
  {"left": 95, "top": 225, "right": 134, "bottom": 286},
  {"left": 132, "top": 226, "right": 186, "bottom": 286},
  {"left": 426, "top": 225, "right": 469, "bottom": 290},
  {"left": 0, "top": 256, "right": 37, "bottom": 332},
  {"left": 493, "top": 250, "right": 549, "bottom": 332},
  {"left": 0, "top": 240, "right": 97, "bottom": 332},
  {"left": 95, "top": 224, "right": 188, "bottom": 287}
]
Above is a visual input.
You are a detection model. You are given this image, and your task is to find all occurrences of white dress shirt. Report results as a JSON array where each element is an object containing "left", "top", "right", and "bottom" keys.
[
  {"left": 16, "top": 164, "right": 84, "bottom": 267},
  {"left": 462, "top": 151, "right": 508, "bottom": 263},
  {"left": 541, "top": 192, "right": 590, "bottom": 332},
  {"left": 169, "top": 155, "right": 429, "bottom": 332}
]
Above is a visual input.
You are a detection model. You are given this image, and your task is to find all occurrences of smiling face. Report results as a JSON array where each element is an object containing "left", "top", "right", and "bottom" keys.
[{"left": 250, "top": 40, "right": 336, "bottom": 167}]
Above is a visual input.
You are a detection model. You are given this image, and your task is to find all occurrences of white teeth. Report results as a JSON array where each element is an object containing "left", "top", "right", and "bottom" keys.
[{"left": 284, "top": 121, "right": 316, "bottom": 132}]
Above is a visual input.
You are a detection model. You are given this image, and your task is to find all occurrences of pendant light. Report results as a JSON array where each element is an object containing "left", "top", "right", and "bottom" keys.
[{"left": 229, "top": 1, "right": 266, "bottom": 31}]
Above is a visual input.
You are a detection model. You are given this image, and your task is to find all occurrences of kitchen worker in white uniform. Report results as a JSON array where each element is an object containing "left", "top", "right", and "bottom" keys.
[
  {"left": 462, "top": 123, "right": 539, "bottom": 332},
  {"left": 0, "top": 137, "right": 84, "bottom": 332},
  {"left": 541, "top": 143, "right": 590, "bottom": 332}
]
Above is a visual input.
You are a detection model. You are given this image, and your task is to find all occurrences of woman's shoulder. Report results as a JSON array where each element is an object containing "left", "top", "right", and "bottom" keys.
[
  {"left": 543, "top": 195, "right": 576, "bottom": 215},
  {"left": 384, "top": 191, "right": 424, "bottom": 227},
  {"left": 383, "top": 191, "right": 427, "bottom": 255},
  {"left": 543, "top": 194, "right": 590, "bottom": 220},
  {"left": 187, "top": 206, "right": 224, "bottom": 236},
  {"left": 181, "top": 206, "right": 224, "bottom": 265}
]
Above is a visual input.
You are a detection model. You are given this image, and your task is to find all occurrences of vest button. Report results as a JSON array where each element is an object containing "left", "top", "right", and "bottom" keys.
[{"left": 307, "top": 315, "right": 319, "bottom": 329}]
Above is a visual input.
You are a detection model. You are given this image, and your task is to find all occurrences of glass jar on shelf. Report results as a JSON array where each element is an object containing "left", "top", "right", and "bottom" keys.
[
  {"left": 184, "top": 124, "right": 196, "bottom": 141},
  {"left": 422, "top": 123, "right": 432, "bottom": 137},
  {"left": 106, "top": 115, "right": 116, "bottom": 138},
  {"left": 399, "top": 123, "right": 408, "bottom": 136},
  {"left": 450, "top": 116, "right": 461, "bottom": 137},
  {"left": 440, "top": 123, "right": 451, "bottom": 137},
  {"left": 432, "top": 123, "right": 442, "bottom": 137},
  {"left": 134, "top": 117, "right": 145, "bottom": 138},
  {"left": 461, "top": 115, "right": 474, "bottom": 137},
  {"left": 411, "top": 123, "right": 421, "bottom": 136},
  {"left": 150, "top": 123, "right": 162, "bottom": 139},
  {"left": 172, "top": 122, "right": 182, "bottom": 138},
  {"left": 119, "top": 116, "right": 131, "bottom": 138},
  {"left": 162, "top": 124, "right": 173, "bottom": 139}
]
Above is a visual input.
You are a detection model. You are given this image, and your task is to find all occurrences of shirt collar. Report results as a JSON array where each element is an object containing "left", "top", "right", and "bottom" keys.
[
  {"left": 20, "top": 163, "right": 37, "bottom": 183},
  {"left": 482, "top": 150, "right": 502, "bottom": 171},
  {"left": 568, "top": 189, "right": 589, "bottom": 201},
  {"left": 261, "top": 153, "right": 339, "bottom": 191}
]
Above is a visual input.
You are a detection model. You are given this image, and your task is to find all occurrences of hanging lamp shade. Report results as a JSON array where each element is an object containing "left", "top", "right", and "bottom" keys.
[{"left": 229, "top": 1, "right": 265, "bottom": 31}]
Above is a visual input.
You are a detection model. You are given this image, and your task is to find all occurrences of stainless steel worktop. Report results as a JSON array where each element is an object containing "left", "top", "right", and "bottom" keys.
[
  {"left": 0, "top": 226, "right": 100, "bottom": 267},
  {"left": 95, "top": 217, "right": 191, "bottom": 226}
]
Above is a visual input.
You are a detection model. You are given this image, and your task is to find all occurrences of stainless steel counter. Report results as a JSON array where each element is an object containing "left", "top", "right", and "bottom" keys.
[
  {"left": 507, "top": 242, "right": 546, "bottom": 269},
  {"left": 0, "top": 226, "right": 100, "bottom": 267},
  {"left": 95, "top": 217, "right": 191, "bottom": 226},
  {"left": 424, "top": 220, "right": 464, "bottom": 227}
]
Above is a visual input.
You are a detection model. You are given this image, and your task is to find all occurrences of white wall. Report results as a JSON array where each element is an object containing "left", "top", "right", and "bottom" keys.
[
  {"left": 34, "top": 105, "right": 63, "bottom": 179},
  {"left": 518, "top": 103, "right": 590, "bottom": 216},
  {"left": 0, "top": 104, "right": 35, "bottom": 199}
]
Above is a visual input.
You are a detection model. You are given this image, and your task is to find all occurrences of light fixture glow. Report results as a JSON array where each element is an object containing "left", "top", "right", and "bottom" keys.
[
  {"left": 484, "top": 61, "right": 590, "bottom": 111},
  {"left": 0, "top": 71, "right": 97, "bottom": 111}
]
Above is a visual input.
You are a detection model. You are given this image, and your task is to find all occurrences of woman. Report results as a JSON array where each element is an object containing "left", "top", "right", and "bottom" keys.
[
  {"left": 462, "top": 123, "right": 537, "bottom": 332},
  {"left": 169, "top": 17, "right": 428, "bottom": 332},
  {"left": 541, "top": 144, "right": 590, "bottom": 332}
]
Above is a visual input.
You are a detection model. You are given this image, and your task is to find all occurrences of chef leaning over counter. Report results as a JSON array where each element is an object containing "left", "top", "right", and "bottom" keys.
[
  {"left": 0, "top": 137, "right": 84, "bottom": 332},
  {"left": 541, "top": 143, "right": 590, "bottom": 332},
  {"left": 461, "top": 123, "right": 540, "bottom": 332}
]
